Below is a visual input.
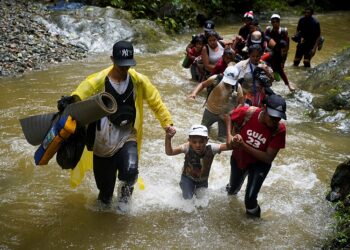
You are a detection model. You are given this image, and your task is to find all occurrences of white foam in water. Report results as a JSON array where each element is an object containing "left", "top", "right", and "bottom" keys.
[
  {"left": 264, "top": 162, "right": 318, "bottom": 190},
  {"left": 153, "top": 68, "right": 187, "bottom": 86},
  {"left": 10, "top": 138, "right": 36, "bottom": 156},
  {"left": 338, "top": 118, "right": 350, "bottom": 133},
  {"left": 81, "top": 137, "right": 236, "bottom": 215}
]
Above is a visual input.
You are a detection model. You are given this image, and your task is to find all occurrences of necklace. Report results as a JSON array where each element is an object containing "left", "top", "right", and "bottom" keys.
[{"left": 122, "top": 88, "right": 133, "bottom": 103}]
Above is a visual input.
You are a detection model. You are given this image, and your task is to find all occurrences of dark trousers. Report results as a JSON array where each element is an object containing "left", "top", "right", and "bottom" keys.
[
  {"left": 201, "top": 108, "right": 226, "bottom": 141},
  {"left": 179, "top": 174, "right": 208, "bottom": 199},
  {"left": 93, "top": 141, "right": 138, "bottom": 204},
  {"left": 228, "top": 156, "right": 271, "bottom": 210},
  {"left": 293, "top": 42, "right": 314, "bottom": 67}
]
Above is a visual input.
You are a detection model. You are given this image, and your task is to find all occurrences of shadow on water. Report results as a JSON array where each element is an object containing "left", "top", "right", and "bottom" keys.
[{"left": 0, "top": 11, "right": 350, "bottom": 249}]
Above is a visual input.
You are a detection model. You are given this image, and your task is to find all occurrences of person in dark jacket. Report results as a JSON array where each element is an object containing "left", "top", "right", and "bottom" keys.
[{"left": 292, "top": 6, "right": 321, "bottom": 67}]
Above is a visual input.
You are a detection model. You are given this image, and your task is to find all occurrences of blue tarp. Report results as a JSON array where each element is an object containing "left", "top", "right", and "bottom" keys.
[{"left": 46, "top": 0, "right": 84, "bottom": 11}]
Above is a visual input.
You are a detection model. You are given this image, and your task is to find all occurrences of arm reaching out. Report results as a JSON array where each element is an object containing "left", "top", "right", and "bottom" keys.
[
  {"left": 165, "top": 128, "right": 182, "bottom": 156},
  {"left": 188, "top": 74, "right": 218, "bottom": 99}
]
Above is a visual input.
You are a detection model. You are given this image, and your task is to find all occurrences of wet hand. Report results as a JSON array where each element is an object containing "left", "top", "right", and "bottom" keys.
[
  {"left": 165, "top": 125, "right": 176, "bottom": 138},
  {"left": 288, "top": 85, "right": 296, "bottom": 92},
  {"left": 231, "top": 134, "right": 243, "bottom": 148},
  {"left": 188, "top": 93, "right": 196, "bottom": 100}
]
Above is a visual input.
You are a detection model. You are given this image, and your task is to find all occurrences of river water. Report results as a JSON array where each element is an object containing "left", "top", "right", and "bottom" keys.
[{"left": 1, "top": 11, "right": 350, "bottom": 249}]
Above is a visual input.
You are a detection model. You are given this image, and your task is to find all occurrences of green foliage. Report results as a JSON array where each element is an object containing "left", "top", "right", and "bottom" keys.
[
  {"left": 104, "top": 0, "right": 347, "bottom": 33},
  {"left": 106, "top": 0, "right": 299, "bottom": 33},
  {"left": 156, "top": 17, "right": 179, "bottom": 33},
  {"left": 323, "top": 199, "right": 350, "bottom": 249},
  {"left": 253, "top": 0, "right": 289, "bottom": 11},
  {"left": 110, "top": 0, "right": 124, "bottom": 8}
]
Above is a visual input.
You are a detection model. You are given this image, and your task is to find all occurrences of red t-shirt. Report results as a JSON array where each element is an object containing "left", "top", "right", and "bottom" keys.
[
  {"left": 211, "top": 58, "right": 227, "bottom": 75},
  {"left": 231, "top": 106, "right": 286, "bottom": 169},
  {"left": 188, "top": 47, "right": 202, "bottom": 59}
]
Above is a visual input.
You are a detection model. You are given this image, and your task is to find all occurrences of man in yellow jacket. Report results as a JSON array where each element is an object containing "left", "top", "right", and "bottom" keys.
[{"left": 70, "top": 41, "right": 175, "bottom": 209}]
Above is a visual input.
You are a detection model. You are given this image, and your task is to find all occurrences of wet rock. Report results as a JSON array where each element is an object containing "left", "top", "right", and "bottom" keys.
[
  {"left": 132, "top": 19, "right": 171, "bottom": 53},
  {"left": 326, "top": 159, "right": 350, "bottom": 203},
  {"left": 303, "top": 47, "right": 350, "bottom": 110}
]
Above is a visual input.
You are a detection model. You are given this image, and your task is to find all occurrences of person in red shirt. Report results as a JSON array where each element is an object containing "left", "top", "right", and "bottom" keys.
[
  {"left": 211, "top": 48, "right": 234, "bottom": 75},
  {"left": 225, "top": 94, "right": 287, "bottom": 218},
  {"left": 187, "top": 36, "right": 204, "bottom": 65}
]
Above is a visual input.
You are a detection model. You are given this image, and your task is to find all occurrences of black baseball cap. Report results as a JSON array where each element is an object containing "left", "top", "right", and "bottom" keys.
[
  {"left": 112, "top": 41, "right": 136, "bottom": 67},
  {"left": 204, "top": 20, "right": 215, "bottom": 31},
  {"left": 266, "top": 94, "right": 287, "bottom": 120}
]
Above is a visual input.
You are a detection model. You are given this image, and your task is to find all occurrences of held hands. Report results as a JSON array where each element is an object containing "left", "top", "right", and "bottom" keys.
[
  {"left": 165, "top": 125, "right": 176, "bottom": 138},
  {"left": 230, "top": 134, "right": 243, "bottom": 148}
]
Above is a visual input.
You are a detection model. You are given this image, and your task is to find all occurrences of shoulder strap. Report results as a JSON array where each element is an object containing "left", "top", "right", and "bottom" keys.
[
  {"left": 203, "top": 74, "right": 223, "bottom": 107},
  {"left": 241, "top": 59, "right": 249, "bottom": 72},
  {"left": 233, "top": 106, "right": 258, "bottom": 133},
  {"left": 280, "top": 27, "right": 287, "bottom": 36},
  {"left": 241, "top": 106, "right": 258, "bottom": 129},
  {"left": 266, "top": 26, "right": 272, "bottom": 33}
]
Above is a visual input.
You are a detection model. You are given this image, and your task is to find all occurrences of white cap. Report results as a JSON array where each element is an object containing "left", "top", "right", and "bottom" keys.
[
  {"left": 222, "top": 66, "right": 238, "bottom": 86},
  {"left": 188, "top": 125, "right": 208, "bottom": 137},
  {"left": 251, "top": 30, "right": 262, "bottom": 43},
  {"left": 271, "top": 14, "right": 281, "bottom": 20}
]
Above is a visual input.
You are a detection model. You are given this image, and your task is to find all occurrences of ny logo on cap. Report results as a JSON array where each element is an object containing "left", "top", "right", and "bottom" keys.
[{"left": 121, "top": 49, "right": 133, "bottom": 58}]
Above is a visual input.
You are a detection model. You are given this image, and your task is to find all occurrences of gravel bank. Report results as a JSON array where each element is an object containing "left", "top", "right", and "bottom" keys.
[{"left": 0, "top": 0, "right": 87, "bottom": 77}]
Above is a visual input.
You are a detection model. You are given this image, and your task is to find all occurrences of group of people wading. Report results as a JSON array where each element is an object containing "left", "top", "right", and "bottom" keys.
[{"left": 59, "top": 6, "right": 322, "bottom": 218}]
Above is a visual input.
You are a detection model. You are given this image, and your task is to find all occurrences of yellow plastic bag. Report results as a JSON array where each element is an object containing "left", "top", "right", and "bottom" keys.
[{"left": 70, "top": 147, "right": 93, "bottom": 188}]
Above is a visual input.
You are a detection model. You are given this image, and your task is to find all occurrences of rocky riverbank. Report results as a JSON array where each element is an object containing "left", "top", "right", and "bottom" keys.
[{"left": 0, "top": 0, "right": 87, "bottom": 77}]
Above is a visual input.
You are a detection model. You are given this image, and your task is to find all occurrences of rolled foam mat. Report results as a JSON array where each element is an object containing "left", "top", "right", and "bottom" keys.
[{"left": 19, "top": 92, "right": 117, "bottom": 146}]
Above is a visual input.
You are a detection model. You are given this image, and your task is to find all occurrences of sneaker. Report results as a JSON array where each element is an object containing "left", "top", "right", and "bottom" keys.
[{"left": 246, "top": 205, "right": 261, "bottom": 218}]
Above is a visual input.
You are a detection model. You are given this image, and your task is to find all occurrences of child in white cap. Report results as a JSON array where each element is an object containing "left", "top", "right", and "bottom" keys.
[{"left": 165, "top": 124, "right": 232, "bottom": 199}]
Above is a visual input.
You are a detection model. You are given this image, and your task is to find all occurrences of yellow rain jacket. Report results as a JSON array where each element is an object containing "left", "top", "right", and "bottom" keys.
[{"left": 69, "top": 66, "right": 173, "bottom": 188}]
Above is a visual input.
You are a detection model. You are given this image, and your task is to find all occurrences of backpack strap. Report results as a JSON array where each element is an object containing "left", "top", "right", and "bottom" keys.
[
  {"left": 233, "top": 107, "right": 281, "bottom": 137},
  {"left": 280, "top": 27, "right": 287, "bottom": 36},
  {"left": 266, "top": 26, "right": 272, "bottom": 34},
  {"left": 233, "top": 106, "right": 258, "bottom": 134},
  {"left": 203, "top": 74, "right": 223, "bottom": 107}
]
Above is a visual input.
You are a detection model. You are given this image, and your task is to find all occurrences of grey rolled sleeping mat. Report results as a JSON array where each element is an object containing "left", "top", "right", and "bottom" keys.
[{"left": 19, "top": 92, "right": 117, "bottom": 146}]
